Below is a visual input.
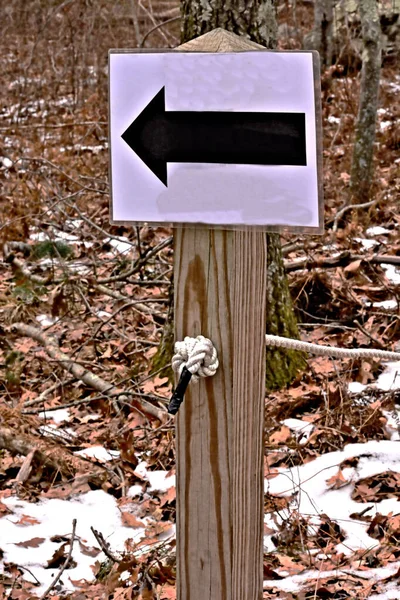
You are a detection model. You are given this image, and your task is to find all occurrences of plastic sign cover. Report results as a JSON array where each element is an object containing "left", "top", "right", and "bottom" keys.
[{"left": 109, "top": 51, "right": 322, "bottom": 231}]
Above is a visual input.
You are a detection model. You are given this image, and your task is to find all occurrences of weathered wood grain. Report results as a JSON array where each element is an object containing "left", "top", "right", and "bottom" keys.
[
  {"left": 178, "top": 27, "right": 263, "bottom": 51},
  {"left": 174, "top": 26, "right": 268, "bottom": 600}
]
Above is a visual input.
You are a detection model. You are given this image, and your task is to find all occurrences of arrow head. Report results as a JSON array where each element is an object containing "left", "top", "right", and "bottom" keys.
[{"left": 122, "top": 87, "right": 168, "bottom": 186}]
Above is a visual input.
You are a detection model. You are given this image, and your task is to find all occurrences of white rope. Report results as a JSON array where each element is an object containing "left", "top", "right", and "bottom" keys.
[
  {"left": 265, "top": 334, "right": 400, "bottom": 361},
  {"left": 172, "top": 335, "right": 219, "bottom": 382}
]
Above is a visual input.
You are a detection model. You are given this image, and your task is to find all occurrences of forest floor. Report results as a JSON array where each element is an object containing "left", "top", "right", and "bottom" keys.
[{"left": 0, "top": 1, "right": 400, "bottom": 599}]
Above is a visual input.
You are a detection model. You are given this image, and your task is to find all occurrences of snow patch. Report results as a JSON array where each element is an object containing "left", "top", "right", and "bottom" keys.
[
  {"left": 349, "top": 361, "right": 400, "bottom": 394},
  {"left": 348, "top": 381, "right": 368, "bottom": 394},
  {"left": 366, "top": 226, "right": 391, "bottom": 236},
  {"left": 354, "top": 237, "right": 379, "bottom": 250},
  {"left": 68, "top": 262, "right": 91, "bottom": 275},
  {"left": 376, "top": 361, "right": 400, "bottom": 391},
  {"left": 38, "top": 409, "right": 70, "bottom": 424},
  {"left": 265, "top": 440, "right": 400, "bottom": 557},
  {"left": 282, "top": 418, "right": 314, "bottom": 444},
  {"left": 36, "top": 314, "right": 58, "bottom": 327},
  {"left": 264, "top": 563, "right": 400, "bottom": 594},
  {"left": 106, "top": 237, "right": 133, "bottom": 254},
  {"left": 65, "top": 219, "right": 83, "bottom": 230},
  {"left": 382, "top": 264, "right": 400, "bottom": 285},
  {"left": 96, "top": 310, "right": 112, "bottom": 318},
  {"left": 147, "top": 471, "right": 176, "bottom": 492},
  {"left": 39, "top": 424, "right": 76, "bottom": 442},
  {"left": 127, "top": 485, "right": 143, "bottom": 498},
  {"left": 134, "top": 462, "right": 175, "bottom": 492},
  {"left": 74, "top": 446, "right": 120, "bottom": 462},
  {"left": 366, "top": 299, "right": 398, "bottom": 310},
  {"left": 379, "top": 120, "right": 392, "bottom": 131},
  {"left": 1, "top": 156, "right": 12, "bottom": 169},
  {"left": 0, "top": 490, "right": 146, "bottom": 596},
  {"left": 382, "top": 409, "right": 400, "bottom": 441}
]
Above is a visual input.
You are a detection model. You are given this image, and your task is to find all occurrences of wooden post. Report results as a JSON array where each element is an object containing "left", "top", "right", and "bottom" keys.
[{"left": 174, "top": 30, "right": 267, "bottom": 600}]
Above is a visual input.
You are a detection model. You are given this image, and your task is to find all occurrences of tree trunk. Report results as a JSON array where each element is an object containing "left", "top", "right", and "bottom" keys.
[
  {"left": 180, "top": 0, "right": 305, "bottom": 390},
  {"left": 350, "top": 0, "right": 382, "bottom": 203},
  {"left": 181, "top": 0, "right": 277, "bottom": 47},
  {"left": 304, "top": 0, "right": 334, "bottom": 69},
  {"left": 265, "top": 234, "right": 306, "bottom": 389}
]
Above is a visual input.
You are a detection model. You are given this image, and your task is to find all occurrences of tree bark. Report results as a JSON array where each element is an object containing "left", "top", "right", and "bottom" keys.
[
  {"left": 181, "top": 0, "right": 277, "bottom": 47},
  {"left": 305, "top": 0, "right": 334, "bottom": 69},
  {"left": 265, "top": 234, "right": 306, "bottom": 389},
  {"left": 350, "top": 0, "right": 382, "bottom": 204},
  {"left": 180, "top": 0, "right": 304, "bottom": 390}
]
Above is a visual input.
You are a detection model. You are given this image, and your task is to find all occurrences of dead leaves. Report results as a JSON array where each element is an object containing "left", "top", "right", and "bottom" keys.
[
  {"left": 15, "top": 514, "right": 40, "bottom": 527},
  {"left": 0, "top": 501, "right": 11, "bottom": 517},
  {"left": 353, "top": 472, "right": 400, "bottom": 503},
  {"left": 14, "top": 537, "right": 45, "bottom": 548},
  {"left": 46, "top": 542, "right": 76, "bottom": 569},
  {"left": 325, "top": 468, "right": 349, "bottom": 490},
  {"left": 121, "top": 512, "right": 145, "bottom": 529},
  {"left": 269, "top": 425, "right": 292, "bottom": 445}
]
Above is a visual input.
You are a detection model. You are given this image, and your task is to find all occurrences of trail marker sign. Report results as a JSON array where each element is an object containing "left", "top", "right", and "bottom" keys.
[
  {"left": 109, "top": 29, "right": 323, "bottom": 600},
  {"left": 109, "top": 49, "right": 323, "bottom": 231}
]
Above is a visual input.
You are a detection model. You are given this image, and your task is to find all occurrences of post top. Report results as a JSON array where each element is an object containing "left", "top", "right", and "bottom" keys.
[{"left": 177, "top": 27, "right": 264, "bottom": 52}]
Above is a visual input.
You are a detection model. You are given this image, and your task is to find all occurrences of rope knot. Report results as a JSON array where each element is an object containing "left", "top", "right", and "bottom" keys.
[{"left": 172, "top": 335, "right": 219, "bottom": 383}]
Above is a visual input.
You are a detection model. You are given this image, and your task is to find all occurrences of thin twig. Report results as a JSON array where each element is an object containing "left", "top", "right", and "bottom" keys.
[
  {"left": 130, "top": 0, "right": 141, "bottom": 43},
  {"left": 0, "top": 121, "right": 107, "bottom": 131},
  {"left": 140, "top": 16, "right": 180, "bottom": 47},
  {"left": 354, "top": 319, "right": 386, "bottom": 349},
  {"left": 24, "top": 377, "right": 76, "bottom": 408},
  {"left": 98, "top": 236, "right": 173, "bottom": 284},
  {"left": 94, "top": 284, "right": 164, "bottom": 316},
  {"left": 64, "top": 200, "right": 136, "bottom": 247},
  {"left": 91, "top": 527, "right": 122, "bottom": 563},
  {"left": 138, "top": 0, "right": 174, "bottom": 46},
  {"left": 39, "top": 519, "right": 77, "bottom": 599},
  {"left": 332, "top": 198, "right": 379, "bottom": 233},
  {"left": 16, "top": 157, "right": 107, "bottom": 195}
]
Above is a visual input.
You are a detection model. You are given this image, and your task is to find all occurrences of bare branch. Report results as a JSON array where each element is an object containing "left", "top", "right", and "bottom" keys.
[
  {"left": 98, "top": 236, "right": 172, "bottom": 284},
  {"left": 39, "top": 519, "right": 77, "bottom": 599},
  {"left": 11, "top": 322, "right": 167, "bottom": 423},
  {"left": 91, "top": 527, "right": 122, "bottom": 563}
]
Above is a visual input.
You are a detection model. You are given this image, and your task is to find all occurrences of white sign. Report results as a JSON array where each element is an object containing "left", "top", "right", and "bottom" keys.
[{"left": 109, "top": 51, "right": 322, "bottom": 230}]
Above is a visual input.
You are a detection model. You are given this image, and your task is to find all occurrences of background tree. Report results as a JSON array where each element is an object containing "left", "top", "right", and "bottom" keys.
[
  {"left": 179, "top": 0, "right": 305, "bottom": 390},
  {"left": 350, "top": 0, "right": 382, "bottom": 204},
  {"left": 305, "top": 0, "right": 334, "bottom": 69}
]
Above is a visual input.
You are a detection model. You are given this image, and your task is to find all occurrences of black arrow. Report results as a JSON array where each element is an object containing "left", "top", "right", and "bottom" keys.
[{"left": 122, "top": 87, "right": 306, "bottom": 187}]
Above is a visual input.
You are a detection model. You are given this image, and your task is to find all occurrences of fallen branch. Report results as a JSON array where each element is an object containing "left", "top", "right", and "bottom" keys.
[
  {"left": 332, "top": 198, "right": 379, "bottom": 233},
  {"left": 284, "top": 251, "right": 400, "bottom": 272},
  {"left": 0, "top": 422, "right": 108, "bottom": 487},
  {"left": 91, "top": 526, "right": 122, "bottom": 563},
  {"left": 4, "top": 246, "right": 49, "bottom": 285},
  {"left": 281, "top": 241, "right": 318, "bottom": 256},
  {"left": 23, "top": 390, "right": 169, "bottom": 415},
  {"left": 11, "top": 322, "right": 166, "bottom": 422}
]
